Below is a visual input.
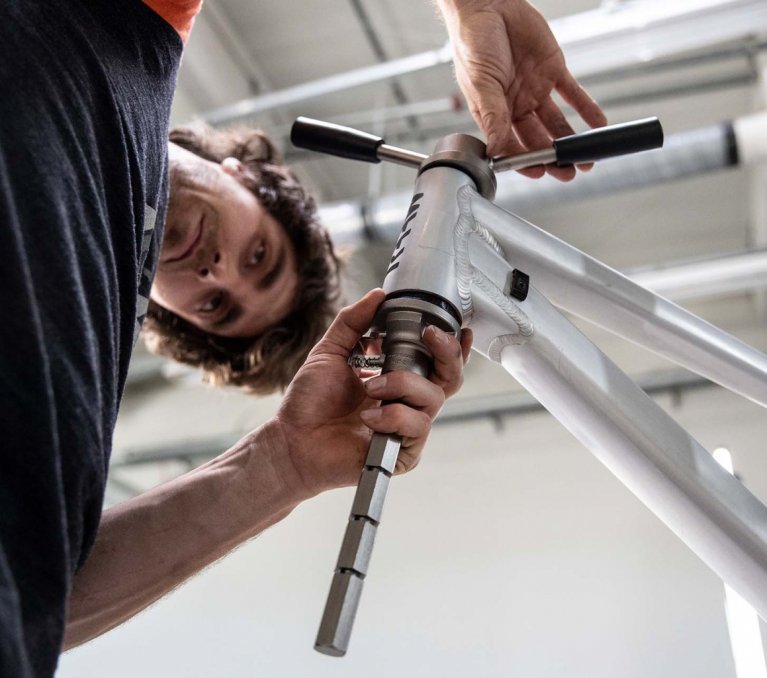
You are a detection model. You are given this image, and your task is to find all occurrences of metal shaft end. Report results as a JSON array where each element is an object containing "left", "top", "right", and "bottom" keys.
[{"left": 314, "top": 571, "right": 365, "bottom": 657}]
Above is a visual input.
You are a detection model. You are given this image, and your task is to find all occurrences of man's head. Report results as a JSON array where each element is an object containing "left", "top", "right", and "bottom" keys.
[{"left": 143, "top": 124, "right": 341, "bottom": 394}]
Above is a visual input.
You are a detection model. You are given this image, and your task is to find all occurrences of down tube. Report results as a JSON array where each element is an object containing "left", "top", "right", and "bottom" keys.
[{"left": 485, "top": 287, "right": 767, "bottom": 616}]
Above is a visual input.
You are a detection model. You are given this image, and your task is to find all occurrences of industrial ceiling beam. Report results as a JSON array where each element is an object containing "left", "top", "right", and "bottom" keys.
[
  {"left": 202, "top": 0, "right": 767, "bottom": 127},
  {"left": 319, "top": 115, "right": 766, "bottom": 244},
  {"left": 279, "top": 41, "right": 759, "bottom": 143},
  {"left": 203, "top": 43, "right": 453, "bottom": 126},
  {"left": 552, "top": 0, "right": 767, "bottom": 80}
]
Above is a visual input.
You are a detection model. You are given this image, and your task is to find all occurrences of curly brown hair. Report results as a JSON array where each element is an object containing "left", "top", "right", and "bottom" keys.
[{"left": 142, "top": 123, "right": 342, "bottom": 394}]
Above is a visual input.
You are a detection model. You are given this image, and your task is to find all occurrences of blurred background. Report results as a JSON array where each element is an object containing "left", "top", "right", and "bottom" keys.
[{"left": 61, "top": 0, "right": 767, "bottom": 676}]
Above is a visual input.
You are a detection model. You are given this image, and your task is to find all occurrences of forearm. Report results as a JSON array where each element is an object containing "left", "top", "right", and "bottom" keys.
[{"left": 64, "top": 420, "right": 303, "bottom": 649}]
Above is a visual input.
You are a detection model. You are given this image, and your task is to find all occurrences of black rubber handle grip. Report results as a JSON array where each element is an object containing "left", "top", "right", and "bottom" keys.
[
  {"left": 553, "top": 117, "right": 664, "bottom": 166},
  {"left": 291, "top": 117, "right": 384, "bottom": 163}
]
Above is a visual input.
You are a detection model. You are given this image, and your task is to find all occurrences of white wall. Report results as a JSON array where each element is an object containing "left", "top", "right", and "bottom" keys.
[{"left": 59, "top": 384, "right": 767, "bottom": 678}]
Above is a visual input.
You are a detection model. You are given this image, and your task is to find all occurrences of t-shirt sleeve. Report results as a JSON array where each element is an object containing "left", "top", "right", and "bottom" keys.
[{"left": 142, "top": 0, "right": 203, "bottom": 43}]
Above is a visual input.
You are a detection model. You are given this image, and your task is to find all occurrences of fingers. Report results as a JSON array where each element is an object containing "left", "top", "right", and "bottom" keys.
[
  {"left": 555, "top": 72, "right": 606, "bottom": 177},
  {"left": 557, "top": 71, "right": 607, "bottom": 129},
  {"left": 514, "top": 112, "right": 551, "bottom": 153},
  {"left": 536, "top": 96, "right": 574, "bottom": 139},
  {"left": 510, "top": 92, "right": 605, "bottom": 181},
  {"left": 471, "top": 73, "right": 602, "bottom": 184},
  {"left": 364, "top": 371, "right": 446, "bottom": 418},
  {"left": 512, "top": 112, "right": 557, "bottom": 181},
  {"left": 359, "top": 325, "right": 470, "bottom": 413},
  {"left": 359, "top": 404, "right": 432, "bottom": 444},
  {"left": 459, "top": 327, "right": 473, "bottom": 365},
  {"left": 358, "top": 325, "right": 471, "bottom": 436},
  {"left": 466, "top": 76, "right": 519, "bottom": 158},
  {"left": 310, "top": 288, "right": 385, "bottom": 360},
  {"left": 359, "top": 398, "right": 445, "bottom": 476},
  {"left": 535, "top": 98, "right": 577, "bottom": 182},
  {"left": 422, "top": 325, "right": 470, "bottom": 398}
]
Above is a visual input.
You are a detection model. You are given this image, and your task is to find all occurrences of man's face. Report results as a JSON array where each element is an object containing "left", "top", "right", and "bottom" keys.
[{"left": 151, "top": 145, "right": 299, "bottom": 338}]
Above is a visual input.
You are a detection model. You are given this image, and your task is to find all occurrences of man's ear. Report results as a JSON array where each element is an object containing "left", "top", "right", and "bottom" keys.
[{"left": 221, "top": 157, "right": 256, "bottom": 182}]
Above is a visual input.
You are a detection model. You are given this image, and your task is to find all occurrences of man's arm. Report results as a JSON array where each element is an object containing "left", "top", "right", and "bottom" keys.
[
  {"left": 435, "top": 0, "right": 607, "bottom": 180},
  {"left": 63, "top": 423, "right": 300, "bottom": 648},
  {"left": 64, "top": 289, "right": 470, "bottom": 648}
]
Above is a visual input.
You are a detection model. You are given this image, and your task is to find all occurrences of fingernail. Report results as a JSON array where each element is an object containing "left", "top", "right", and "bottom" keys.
[
  {"left": 364, "top": 376, "right": 387, "bottom": 394},
  {"left": 427, "top": 326, "right": 450, "bottom": 344},
  {"left": 360, "top": 408, "right": 382, "bottom": 422}
]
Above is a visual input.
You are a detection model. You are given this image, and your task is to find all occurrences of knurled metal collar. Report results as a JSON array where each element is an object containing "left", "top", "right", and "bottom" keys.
[
  {"left": 370, "top": 295, "right": 462, "bottom": 336},
  {"left": 418, "top": 133, "right": 497, "bottom": 200}
]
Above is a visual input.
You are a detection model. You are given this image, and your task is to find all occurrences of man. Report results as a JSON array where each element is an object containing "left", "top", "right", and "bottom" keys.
[
  {"left": 144, "top": 124, "right": 343, "bottom": 394},
  {"left": 0, "top": 1, "right": 604, "bottom": 676}
]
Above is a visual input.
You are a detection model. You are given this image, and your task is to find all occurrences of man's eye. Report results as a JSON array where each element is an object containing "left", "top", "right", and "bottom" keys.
[
  {"left": 198, "top": 293, "right": 223, "bottom": 313},
  {"left": 251, "top": 242, "right": 266, "bottom": 265}
]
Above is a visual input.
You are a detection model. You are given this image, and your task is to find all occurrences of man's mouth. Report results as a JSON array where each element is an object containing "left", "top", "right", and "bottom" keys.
[{"left": 163, "top": 220, "right": 203, "bottom": 264}]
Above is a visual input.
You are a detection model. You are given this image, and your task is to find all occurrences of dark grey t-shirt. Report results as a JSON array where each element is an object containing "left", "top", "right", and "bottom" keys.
[{"left": 0, "top": 1, "right": 181, "bottom": 674}]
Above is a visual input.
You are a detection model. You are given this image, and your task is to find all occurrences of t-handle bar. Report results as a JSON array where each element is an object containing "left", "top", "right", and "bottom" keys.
[
  {"left": 492, "top": 117, "right": 664, "bottom": 171},
  {"left": 290, "top": 116, "right": 664, "bottom": 172},
  {"left": 291, "top": 116, "right": 427, "bottom": 168}
]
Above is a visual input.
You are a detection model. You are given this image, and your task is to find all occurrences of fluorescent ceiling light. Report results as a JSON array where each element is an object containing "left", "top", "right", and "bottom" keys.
[{"left": 555, "top": 0, "right": 767, "bottom": 79}]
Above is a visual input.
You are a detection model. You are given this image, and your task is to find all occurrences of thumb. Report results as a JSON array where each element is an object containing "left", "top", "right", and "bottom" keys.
[{"left": 310, "top": 288, "right": 385, "bottom": 360}]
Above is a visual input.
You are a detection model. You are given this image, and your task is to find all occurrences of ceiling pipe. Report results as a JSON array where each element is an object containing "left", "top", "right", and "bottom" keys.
[
  {"left": 302, "top": 96, "right": 463, "bottom": 134},
  {"left": 282, "top": 73, "right": 754, "bottom": 148},
  {"left": 630, "top": 249, "right": 767, "bottom": 302},
  {"left": 204, "top": 43, "right": 453, "bottom": 126},
  {"left": 320, "top": 112, "right": 767, "bottom": 244},
  {"left": 276, "top": 40, "right": 761, "bottom": 141},
  {"left": 202, "top": 0, "right": 767, "bottom": 127}
]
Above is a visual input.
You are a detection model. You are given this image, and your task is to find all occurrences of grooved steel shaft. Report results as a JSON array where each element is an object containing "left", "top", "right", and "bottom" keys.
[
  {"left": 314, "top": 302, "right": 460, "bottom": 657},
  {"left": 314, "top": 432, "right": 401, "bottom": 656}
]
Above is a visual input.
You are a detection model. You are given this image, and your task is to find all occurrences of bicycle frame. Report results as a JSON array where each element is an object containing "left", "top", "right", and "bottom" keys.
[{"left": 439, "top": 171, "right": 767, "bottom": 619}]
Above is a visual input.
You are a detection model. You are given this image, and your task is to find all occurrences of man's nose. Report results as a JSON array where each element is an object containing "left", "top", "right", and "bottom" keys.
[
  {"left": 197, "top": 251, "right": 251, "bottom": 294},
  {"left": 197, "top": 251, "right": 222, "bottom": 279}
]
